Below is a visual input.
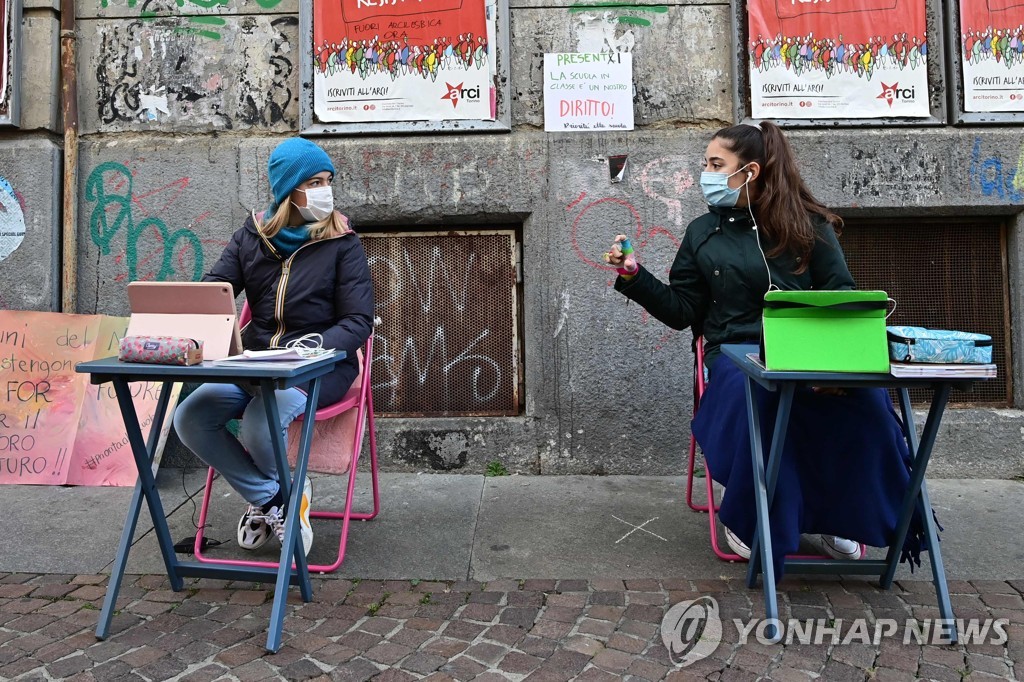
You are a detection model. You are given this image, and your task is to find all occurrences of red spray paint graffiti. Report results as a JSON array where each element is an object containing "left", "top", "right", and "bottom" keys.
[{"left": 566, "top": 191, "right": 684, "bottom": 350}]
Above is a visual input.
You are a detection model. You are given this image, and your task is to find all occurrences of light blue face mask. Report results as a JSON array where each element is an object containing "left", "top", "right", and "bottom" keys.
[{"left": 700, "top": 166, "right": 749, "bottom": 208}]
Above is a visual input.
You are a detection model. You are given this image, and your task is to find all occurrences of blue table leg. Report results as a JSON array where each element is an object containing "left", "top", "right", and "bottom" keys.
[
  {"left": 263, "top": 377, "right": 320, "bottom": 652},
  {"left": 97, "top": 380, "right": 177, "bottom": 640},
  {"left": 885, "top": 385, "right": 957, "bottom": 643},
  {"left": 748, "top": 383, "right": 795, "bottom": 586},
  {"left": 742, "top": 378, "right": 793, "bottom": 642}
]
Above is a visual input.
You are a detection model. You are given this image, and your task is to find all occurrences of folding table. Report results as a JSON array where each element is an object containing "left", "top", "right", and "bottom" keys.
[
  {"left": 720, "top": 344, "right": 986, "bottom": 644},
  {"left": 75, "top": 353, "right": 345, "bottom": 652}
]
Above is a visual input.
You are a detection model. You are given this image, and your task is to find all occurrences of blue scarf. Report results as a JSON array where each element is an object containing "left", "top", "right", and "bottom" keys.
[{"left": 270, "top": 225, "right": 311, "bottom": 258}]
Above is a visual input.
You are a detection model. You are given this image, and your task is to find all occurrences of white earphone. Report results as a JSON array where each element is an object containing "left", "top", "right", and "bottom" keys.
[{"left": 742, "top": 169, "right": 779, "bottom": 294}]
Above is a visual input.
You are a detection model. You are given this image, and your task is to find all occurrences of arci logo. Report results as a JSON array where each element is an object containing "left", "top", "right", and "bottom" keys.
[
  {"left": 441, "top": 82, "right": 481, "bottom": 108},
  {"left": 877, "top": 81, "right": 917, "bottom": 107},
  {"left": 660, "top": 596, "right": 723, "bottom": 667}
]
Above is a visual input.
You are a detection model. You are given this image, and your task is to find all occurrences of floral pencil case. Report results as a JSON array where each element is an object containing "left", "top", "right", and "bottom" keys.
[{"left": 118, "top": 336, "right": 203, "bottom": 366}]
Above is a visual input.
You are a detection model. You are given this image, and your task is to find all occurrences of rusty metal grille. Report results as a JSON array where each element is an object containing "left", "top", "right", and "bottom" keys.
[
  {"left": 838, "top": 218, "right": 1011, "bottom": 406},
  {"left": 361, "top": 230, "right": 520, "bottom": 417}
]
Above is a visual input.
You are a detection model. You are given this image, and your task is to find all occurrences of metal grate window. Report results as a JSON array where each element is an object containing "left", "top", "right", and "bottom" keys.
[
  {"left": 838, "top": 218, "right": 1012, "bottom": 406},
  {"left": 361, "top": 230, "right": 521, "bottom": 417}
]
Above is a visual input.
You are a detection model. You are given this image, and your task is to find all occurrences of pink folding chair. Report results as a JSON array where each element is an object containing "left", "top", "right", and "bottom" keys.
[
  {"left": 684, "top": 337, "right": 746, "bottom": 561},
  {"left": 193, "top": 302, "right": 381, "bottom": 573},
  {"left": 684, "top": 336, "right": 862, "bottom": 562}
]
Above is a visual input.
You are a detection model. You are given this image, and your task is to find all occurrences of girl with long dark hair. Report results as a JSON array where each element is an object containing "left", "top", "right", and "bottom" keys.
[{"left": 607, "top": 121, "right": 925, "bottom": 575}]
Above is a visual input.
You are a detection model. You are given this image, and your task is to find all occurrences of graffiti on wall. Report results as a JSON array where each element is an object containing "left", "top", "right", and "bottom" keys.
[
  {"left": 364, "top": 233, "right": 516, "bottom": 416},
  {"left": 84, "top": 160, "right": 225, "bottom": 282},
  {"left": 569, "top": 3, "right": 667, "bottom": 28},
  {"left": 638, "top": 157, "right": 694, "bottom": 228},
  {"left": 970, "top": 136, "right": 1024, "bottom": 202},
  {"left": 99, "top": 0, "right": 286, "bottom": 40},
  {"left": 569, "top": 3, "right": 666, "bottom": 54},
  {"left": 93, "top": 17, "right": 296, "bottom": 128},
  {"left": 566, "top": 187, "right": 683, "bottom": 350},
  {"left": 0, "top": 175, "right": 25, "bottom": 262}
]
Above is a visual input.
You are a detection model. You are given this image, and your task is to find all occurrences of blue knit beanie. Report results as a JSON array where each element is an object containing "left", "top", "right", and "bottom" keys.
[{"left": 267, "top": 138, "right": 336, "bottom": 214}]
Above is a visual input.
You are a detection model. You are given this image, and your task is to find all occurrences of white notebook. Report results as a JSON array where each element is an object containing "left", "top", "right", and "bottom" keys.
[{"left": 215, "top": 347, "right": 337, "bottom": 362}]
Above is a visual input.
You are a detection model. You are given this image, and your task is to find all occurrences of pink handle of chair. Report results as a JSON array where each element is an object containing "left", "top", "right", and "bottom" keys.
[{"left": 239, "top": 300, "right": 252, "bottom": 328}]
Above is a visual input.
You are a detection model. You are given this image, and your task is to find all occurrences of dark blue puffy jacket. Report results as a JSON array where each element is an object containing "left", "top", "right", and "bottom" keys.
[{"left": 203, "top": 212, "right": 375, "bottom": 407}]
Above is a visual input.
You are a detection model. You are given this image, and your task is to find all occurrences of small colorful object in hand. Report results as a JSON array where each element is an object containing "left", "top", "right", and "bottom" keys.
[{"left": 616, "top": 237, "right": 636, "bottom": 275}]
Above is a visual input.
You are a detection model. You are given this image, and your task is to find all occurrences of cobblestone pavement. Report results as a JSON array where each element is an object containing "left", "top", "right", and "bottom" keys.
[{"left": 1, "top": 572, "right": 1021, "bottom": 681}]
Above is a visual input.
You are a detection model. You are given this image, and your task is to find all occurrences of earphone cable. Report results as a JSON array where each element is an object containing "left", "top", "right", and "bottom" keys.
[{"left": 744, "top": 179, "right": 780, "bottom": 294}]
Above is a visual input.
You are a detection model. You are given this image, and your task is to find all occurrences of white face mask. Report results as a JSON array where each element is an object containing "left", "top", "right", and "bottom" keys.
[{"left": 294, "top": 186, "right": 334, "bottom": 222}]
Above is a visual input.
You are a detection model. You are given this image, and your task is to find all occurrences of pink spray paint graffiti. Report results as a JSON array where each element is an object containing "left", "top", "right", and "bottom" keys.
[{"left": 638, "top": 157, "right": 695, "bottom": 228}]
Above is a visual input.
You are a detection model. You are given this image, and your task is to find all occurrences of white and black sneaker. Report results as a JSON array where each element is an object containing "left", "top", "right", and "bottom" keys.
[
  {"left": 261, "top": 477, "right": 314, "bottom": 557},
  {"left": 237, "top": 504, "right": 272, "bottom": 550}
]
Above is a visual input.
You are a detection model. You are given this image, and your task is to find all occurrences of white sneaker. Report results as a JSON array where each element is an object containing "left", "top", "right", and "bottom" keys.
[
  {"left": 262, "top": 477, "right": 314, "bottom": 557},
  {"left": 237, "top": 504, "right": 272, "bottom": 550},
  {"left": 724, "top": 526, "right": 752, "bottom": 560},
  {"left": 810, "top": 534, "right": 863, "bottom": 560}
]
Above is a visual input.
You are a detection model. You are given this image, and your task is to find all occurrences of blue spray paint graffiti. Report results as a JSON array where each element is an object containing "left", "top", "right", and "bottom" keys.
[{"left": 970, "top": 137, "right": 1024, "bottom": 203}]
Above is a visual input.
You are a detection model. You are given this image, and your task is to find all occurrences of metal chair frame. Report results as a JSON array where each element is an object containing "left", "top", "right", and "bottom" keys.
[
  {"left": 684, "top": 336, "right": 862, "bottom": 562},
  {"left": 193, "top": 303, "right": 380, "bottom": 573}
]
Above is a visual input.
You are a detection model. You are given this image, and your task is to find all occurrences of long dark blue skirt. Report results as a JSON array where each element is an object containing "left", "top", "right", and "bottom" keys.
[{"left": 691, "top": 355, "right": 930, "bottom": 579}]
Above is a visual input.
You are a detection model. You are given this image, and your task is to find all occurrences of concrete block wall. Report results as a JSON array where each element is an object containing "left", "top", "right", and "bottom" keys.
[
  {"left": 0, "top": 141, "right": 61, "bottom": 311},
  {"left": 0, "top": 0, "right": 62, "bottom": 312},
  {"left": 1, "top": 0, "right": 1023, "bottom": 477}
]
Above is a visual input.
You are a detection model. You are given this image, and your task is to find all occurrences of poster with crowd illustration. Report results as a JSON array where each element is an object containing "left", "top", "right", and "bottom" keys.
[
  {"left": 960, "top": 0, "right": 1024, "bottom": 113},
  {"left": 313, "top": 0, "right": 497, "bottom": 123},
  {"left": 747, "top": 0, "right": 930, "bottom": 119}
]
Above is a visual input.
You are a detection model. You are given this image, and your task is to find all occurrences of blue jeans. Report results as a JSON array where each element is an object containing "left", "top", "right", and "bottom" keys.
[{"left": 173, "top": 383, "right": 307, "bottom": 508}]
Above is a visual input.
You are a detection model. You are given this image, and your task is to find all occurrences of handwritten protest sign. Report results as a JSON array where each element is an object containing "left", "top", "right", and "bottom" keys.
[
  {"left": 544, "top": 53, "right": 634, "bottom": 132},
  {"left": 0, "top": 311, "right": 179, "bottom": 486}
]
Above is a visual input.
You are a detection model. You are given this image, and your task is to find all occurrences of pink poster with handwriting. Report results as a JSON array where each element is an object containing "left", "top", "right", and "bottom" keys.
[{"left": 0, "top": 311, "right": 175, "bottom": 486}]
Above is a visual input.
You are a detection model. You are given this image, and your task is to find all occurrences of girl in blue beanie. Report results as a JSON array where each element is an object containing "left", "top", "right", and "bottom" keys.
[{"left": 174, "top": 137, "right": 375, "bottom": 557}]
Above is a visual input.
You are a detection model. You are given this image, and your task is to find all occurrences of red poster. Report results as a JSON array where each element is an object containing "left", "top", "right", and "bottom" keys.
[
  {"left": 775, "top": 0, "right": 899, "bottom": 21},
  {"left": 748, "top": 0, "right": 929, "bottom": 118},
  {"left": 959, "top": 0, "right": 1024, "bottom": 112},
  {"left": 979, "top": 0, "right": 1024, "bottom": 12},
  {"left": 313, "top": 0, "right": 495, "bottom": 123}
]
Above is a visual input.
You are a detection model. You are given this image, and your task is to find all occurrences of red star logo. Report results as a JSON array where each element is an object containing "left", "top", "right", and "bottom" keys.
[
  {"left": 876, "top": 82, "right": 898, "bottom": 107},
  {"left": 441, "top": 82, "right": 463, "bottom": 108}
]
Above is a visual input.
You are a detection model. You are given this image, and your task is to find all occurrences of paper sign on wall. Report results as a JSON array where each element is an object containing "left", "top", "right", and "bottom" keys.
[
  {"left": 544, "top": 53, "right": 634, "bottom": 132},
  {"left": 0, "top": 311, "right": 179, "bottom": 487}
]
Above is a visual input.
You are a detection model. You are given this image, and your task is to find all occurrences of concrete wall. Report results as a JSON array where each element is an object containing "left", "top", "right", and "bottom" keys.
[{"left": 2, "top": 0, "right": 1023, "bottom": 478}]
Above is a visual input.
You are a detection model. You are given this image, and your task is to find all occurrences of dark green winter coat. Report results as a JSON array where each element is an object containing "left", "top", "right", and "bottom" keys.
[{"left": 614, "top": 205, "right": 855, "bottom": 371}]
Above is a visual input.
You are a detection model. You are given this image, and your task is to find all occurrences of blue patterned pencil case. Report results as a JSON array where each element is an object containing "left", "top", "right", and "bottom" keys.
[{"left": 886, "top": 326, "right": 992, "bottom": 364}]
